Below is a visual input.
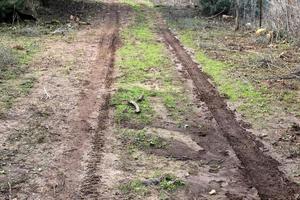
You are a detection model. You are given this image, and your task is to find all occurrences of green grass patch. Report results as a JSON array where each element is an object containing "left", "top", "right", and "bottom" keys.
[
  {"left": 120, "top": 174, "right": 184, "bottom": 197},
  {"left": 179, "top": 31, "right": 271, "bottom": 119},
  {"left": 159, "top": 174, "right": 185, "bottom": 191},
  {"left": 114, "top": 6, "right": 190, "bottom": 125},
  {"left": 120, "top": 129, "right": 166, "bottom": 150},
  {"left": 111, "top": 87, "right": 156, "bottom": 125},
  {"left": 0, "top": 77, "right": 36, "bottom": 113},
  {"left": 163, "top": 13, "right": 300, "bottom": 121},
  {"left": 120, "top": 179, "right": 149, "bottom": 196},
  {"left": 161, "top": 89, "right": 189, "bottom": 121},
  {"left": 120, "top": 0, "right": 153, "bottom": 8},
  {"left": 0, "top": 27, "right": 40, "bottom": 113}
]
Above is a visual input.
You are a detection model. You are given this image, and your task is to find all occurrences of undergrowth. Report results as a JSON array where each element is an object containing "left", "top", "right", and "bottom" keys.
[
  {"left": 0, "top": 30, "right": 40, "bottom": 114},
  {"left": 162, "top": 11, "right": 300, "bottom": 120}
]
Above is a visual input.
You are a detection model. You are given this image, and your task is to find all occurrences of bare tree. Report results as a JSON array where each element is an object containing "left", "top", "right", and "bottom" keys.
[{"left": 235, "top": 0, "right": 240, "bottom": 30}]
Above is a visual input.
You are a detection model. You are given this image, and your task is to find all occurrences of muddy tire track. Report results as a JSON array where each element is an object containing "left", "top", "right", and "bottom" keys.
[
  {"left": 78, "top": 5, "right": 120, "bottom": 199},
  {"left": 157, "top": 16, "right": 300, "bottom": 200}
]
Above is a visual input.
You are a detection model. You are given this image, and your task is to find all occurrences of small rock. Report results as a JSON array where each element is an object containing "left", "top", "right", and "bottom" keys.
[
  {"left": 258, "top": 133, "right": 268, "bottom": 139},
  {"left": 13, "top": 45, "right": 25, "bottom": 51},
  {"left": 209, "top": 168, "right": 219, "bottom": 173},
  {"left": 209, "top": 189, "right": 217, "bottom": 195},
  {"left": 51, "top": 27, "right": 67, "bottom": 35}
]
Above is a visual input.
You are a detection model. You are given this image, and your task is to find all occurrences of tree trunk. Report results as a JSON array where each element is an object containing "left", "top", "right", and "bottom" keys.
[
  {"left": 235, "top": 0, "right": 240, "bottom": 31},
  {"left": 259, "top": 0, "right": 263, "bottom": 27}
]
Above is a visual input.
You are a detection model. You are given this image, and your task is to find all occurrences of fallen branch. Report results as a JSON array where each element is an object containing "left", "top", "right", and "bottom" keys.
[
  {"left": 43, "top": 87, "right": 51, "bottom": 99},
  {"left": 128, "top": 100, "right": 140, "bottom": 113},
  {"left": 8, "top": 182, "right": 12, "bottom": 200},
  {"left": 206, "top": 8, "right": 226, "bottom": 19},
  {"left": 137, "top": 94, "right": 144, "bottom": 102},
  {"left": 78, "top": 21, "right": 91, "bottom": 25},
  {"left": 261, "top": 74, "right": 300, "bottom": 81}
]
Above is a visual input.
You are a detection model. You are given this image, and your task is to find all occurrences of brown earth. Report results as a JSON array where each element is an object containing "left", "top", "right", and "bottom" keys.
[
  {"left": 1, "top": 1, "right": 299, "bottom": 200},
  {"left": 0, "top": 2, "right": 130, "bottom": 200}
]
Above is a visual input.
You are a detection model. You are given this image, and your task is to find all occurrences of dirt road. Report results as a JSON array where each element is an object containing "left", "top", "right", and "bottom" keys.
[
  {"left": 0, "top": 2, "right": 128, "bottom": 199},
  {"left": 0, "top": 1, "right": 299, "bottom": 200}
]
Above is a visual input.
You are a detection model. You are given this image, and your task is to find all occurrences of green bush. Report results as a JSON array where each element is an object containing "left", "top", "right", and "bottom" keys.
[
  {"left": 199, "top": 0, "right": 232, "bottom": 16},
  {"left": 0, "top": 0, "right": 41, "bottom": 20},
  {"left": 0, "top": 0, "right": 25, "bottom": 17}
]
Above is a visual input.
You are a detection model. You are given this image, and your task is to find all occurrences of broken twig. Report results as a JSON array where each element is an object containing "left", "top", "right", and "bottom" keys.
[
  {"left": 137, "top": 94, "right": 144, "bottom": 102},
  {"left": 8, "top": 182, "right": 12, "bottom": 200},
  {"left": 44, "top": 87, "right": 51, "bottom": 99},
  {"left": 128, "top": 100, "right": 140, "bottom": 113}
]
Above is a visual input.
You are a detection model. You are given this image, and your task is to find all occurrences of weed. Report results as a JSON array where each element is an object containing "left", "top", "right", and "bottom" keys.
[
  {"left": 19, "top": 77, "right": 36, "bottom": 93},
  {"left": 120, "top": 0, "right": 153, "bottom": 8},
  {"left": 159, "top": 174, "right": 185, "bottom": 191},
  {"left": 17, "top": 27, "right": 41, "bottom": 37},
  {"left": 120, "top": 180, "right": 148, "bottom": 195},
  {"left": 121, "top": 129, "right": 166, "bottom": 150},
  {"left": 164, "top": 12, "right": 300, "bottom": 123},
  {"left": 0, "top": 28, "right": 40, "bottom": 113},
  {"left": 111, "top": 87, "right": 155, "bottom": 125},
  {"left": 120, "top": 174, "right": 184, "bottom": 198},
  {"left": 0, "top": 46, "right": 16, "bottom": 70},
  {"left": 280, "top": 91, "right": 297, "bottom": 104}
]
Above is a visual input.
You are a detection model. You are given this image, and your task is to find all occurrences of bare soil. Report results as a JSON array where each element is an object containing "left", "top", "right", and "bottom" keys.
[
  {"left": 0, "top": 2, "right": 130, "bottom": 200},
  {"left": 1, "top": 1, "right": 299, "bottom": 200}
]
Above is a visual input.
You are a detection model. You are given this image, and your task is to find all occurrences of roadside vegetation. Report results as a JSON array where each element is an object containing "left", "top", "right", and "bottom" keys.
[
  {"left": 0, "top": 26, "right": 41, "bottom": 115},
  {"left": 160, "top": 10, "right": 300, "bottom": 125},
  {"left": 158, "top": 8, "right": 300, "bottom": 168},
  {"left": 120, "top": 173, "right": 185, "bottom": 198}
]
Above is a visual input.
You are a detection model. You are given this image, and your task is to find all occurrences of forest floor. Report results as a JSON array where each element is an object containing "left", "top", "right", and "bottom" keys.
[{"left": 0, "top": 0, "right": 299, "bottom": 199}]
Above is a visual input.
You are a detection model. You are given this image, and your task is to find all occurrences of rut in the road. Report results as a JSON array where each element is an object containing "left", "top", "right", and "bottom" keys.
[
  {"left": 157, "top": 16, "right": 300, "bottom": 200},
  {"left": 78, "top": 5, "right": 120, "bottom": 199}
]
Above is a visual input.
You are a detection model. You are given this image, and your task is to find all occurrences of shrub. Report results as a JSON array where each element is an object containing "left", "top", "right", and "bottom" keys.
[
  {"left": 199, "top": 0, "right": 232, "bottom": 16},
  {"left": 0, "top": 0, "right": 40, "bottom": 21},
  {"left": 0, "top": 46, "right": 16, "bottom": 71},
  {"left": 0, "top": 0, "right": 25, "bottom": 19}
]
